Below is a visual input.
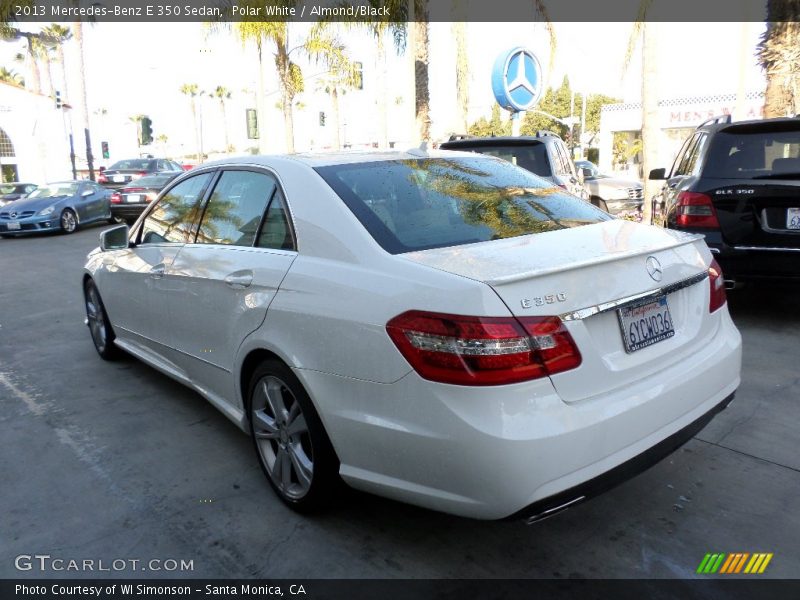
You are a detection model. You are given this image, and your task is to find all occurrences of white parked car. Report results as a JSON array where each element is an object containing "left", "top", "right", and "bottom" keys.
[{"left": 83, "top": 151, "right": 742, "bottom": 521}]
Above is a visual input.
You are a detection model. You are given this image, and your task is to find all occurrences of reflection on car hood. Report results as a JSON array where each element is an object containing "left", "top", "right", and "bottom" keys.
[{"left": 0, "top": 195, "right": 68, "bottom": 213}]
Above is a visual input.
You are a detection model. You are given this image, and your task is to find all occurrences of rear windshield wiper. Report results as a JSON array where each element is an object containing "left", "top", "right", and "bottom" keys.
[{"left": 752, "top": 172, "right": 800, "bottom": 179}]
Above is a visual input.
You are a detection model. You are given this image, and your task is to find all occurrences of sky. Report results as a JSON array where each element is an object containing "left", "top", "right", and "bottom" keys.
[{"left": 1, "top": 20, "right": 769, "bottom": 158}]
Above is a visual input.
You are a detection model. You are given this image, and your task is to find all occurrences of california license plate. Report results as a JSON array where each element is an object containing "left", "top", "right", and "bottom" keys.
[
  {"left": 7, "top": 221, "right": 20, "bottom": 230},
  {"left": 126, "top": 195, "right": 141, "bottom": 203},
  {"left": 617, "top": 296, "right": 675, "bottom": 353},
  {"left": 787, "top": 207, "right": 800, "bottom": 230}
]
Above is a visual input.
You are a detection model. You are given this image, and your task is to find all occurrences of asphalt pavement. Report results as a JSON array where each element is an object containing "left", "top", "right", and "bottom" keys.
[{"left": 1, "top": 225, "right": 798, "bottom": 579}]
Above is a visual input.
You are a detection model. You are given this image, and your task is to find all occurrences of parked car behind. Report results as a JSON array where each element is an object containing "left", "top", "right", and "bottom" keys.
[
  {"left": 440, "top": 132, "right": 590, "bottom": 202},
  {"left": 650, "top": 114, "right": 800, "bottom": 286},
  {"left": 110, "top": 172, "right": 181, "bottom": 224},
  {"left": 575, "top": 160, "right": 644, "bottom": 217},
  {"left": 99, "top": 158, "right": 184, "bottom": 189},
  {"left": 0, "top": 182, "right": 37, "bottom": 207},
  {"left": 83, "top": 151, "right": 741, "bottom": 521},
  {"left": 0, "top": 180, "right": 112, "bottom": 236}
]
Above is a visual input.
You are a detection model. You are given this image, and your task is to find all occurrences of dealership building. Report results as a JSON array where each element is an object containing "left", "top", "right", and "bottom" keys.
[
  {"left": 598, "top": 91, "right": 766, "bottom": 177},
  {"left": 0, "top": 82, "right": 73, "bottom": 184}
]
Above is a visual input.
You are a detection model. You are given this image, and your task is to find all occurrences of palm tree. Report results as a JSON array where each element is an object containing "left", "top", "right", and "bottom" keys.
[
  {"left": 42, "top": 24, "right": 72, "bottom": 103},
  {"left": 72, "top": 21, "right": 96, "bottom": 180},
  {"left": 623, "top": 0, "right": 657, "bottom": 224},
  {"left": 213, "top": 85, "right": 232, "bottom": 152},
  {"left": 0, "top": 67, "right": 24, "bottom": 87},
  {"left": 452, "top": 21, "right": 468, "bottom": 134},
  {"left": 31, "top": 35, "right": 54, "bottom": 97},
  {"left": 316, "top": 63, "right": 360, "bottom": 151},
  {"left": 229, "top": 8, "right": 349, "bottom": 153},
  {"left": 180, "top": 83, "right": 202, "bottom": 161},
  {"left": 757, "top": 2, "right": 800, "bottom": 117},
  {"left": 411, "top": 0, "right": 431, "bottom": 143}
]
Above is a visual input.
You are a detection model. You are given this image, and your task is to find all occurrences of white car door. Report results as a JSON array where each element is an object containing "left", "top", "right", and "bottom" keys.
[
  {"left": 165, "top": 168, "right": 297, "bottom": 403},
  {"left": 99, "top": 172, "right": 214, "bottom": 362}
]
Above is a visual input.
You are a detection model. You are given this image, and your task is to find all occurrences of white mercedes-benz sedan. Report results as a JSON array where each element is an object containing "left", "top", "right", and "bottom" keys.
[{"left": 83, "top": 151, "right": 741, "bottom": 521}]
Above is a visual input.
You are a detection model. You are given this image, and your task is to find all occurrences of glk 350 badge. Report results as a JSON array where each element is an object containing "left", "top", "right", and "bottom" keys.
[{"left": 521, "top": 293, "right": 567, "bottom": 308}]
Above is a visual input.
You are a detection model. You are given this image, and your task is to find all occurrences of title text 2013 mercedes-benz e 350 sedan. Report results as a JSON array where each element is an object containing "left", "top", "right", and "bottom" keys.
[{"left": 83, "top": 152, "right": 742, "bottom": 521}]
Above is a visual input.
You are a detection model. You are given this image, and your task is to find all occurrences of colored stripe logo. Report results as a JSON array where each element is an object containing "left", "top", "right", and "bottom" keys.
[{"left": 697, "top": 552, "right": 773, "bottom": 574}]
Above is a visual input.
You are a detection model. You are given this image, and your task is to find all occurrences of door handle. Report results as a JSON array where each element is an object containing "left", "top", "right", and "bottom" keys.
[
  {"left": 150, "top": 264, "right": 166, "bottom": 279},
  {"left": 224, "top": 270, "right": 253, "bottom": 289}
]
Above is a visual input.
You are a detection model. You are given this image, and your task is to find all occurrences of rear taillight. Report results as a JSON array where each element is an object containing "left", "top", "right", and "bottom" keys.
[
  {"left": 110, "top": 192, "right": 121, "bottom": 204},
  {"left": 708, "top": 258, "right": 727, "bottom": 312},
  {"left": 386, "top": 311, "right": 581, "bottom": 386},
  {"left": 676, "top": 192, "right": 720, "bottom": 228}
]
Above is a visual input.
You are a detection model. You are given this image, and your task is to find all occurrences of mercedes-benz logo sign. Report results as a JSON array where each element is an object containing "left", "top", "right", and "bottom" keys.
[
  {"left": 9, "top": 212, "right": 17, "bottom": 219},
  {"left": 492, "top": 47, "right": 543, "bottom": 113},
  {"left": 646, "top": 256, "right": 663, "bottom": 282}
]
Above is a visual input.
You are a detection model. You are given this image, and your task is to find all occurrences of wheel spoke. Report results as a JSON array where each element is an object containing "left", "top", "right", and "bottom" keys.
[
  {"left": 262, "top": 379, "right": 286, "bottom": 423},
  {"left": 252, "top": 410, "right": 279, "bottom": 439},
  {"left": 274, "top": 445, "right": 291, "bottom": 488},
  {"left": 286, "top": 412, "right": 307, "bottom": 437},
  {"left": 288, "top": 444, "right": 313, "bottom": 489}
]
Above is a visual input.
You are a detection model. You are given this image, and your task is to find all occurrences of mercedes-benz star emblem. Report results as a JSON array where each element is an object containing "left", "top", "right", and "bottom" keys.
[
  {"left": 507, "top": 50, "right": 537, "bottom": 97},
  {"left": 9, "top": 212, "right": 17, "bottom": 219},
  {"left": 646, "top": 256, "right": 663, "bottom": 282}
]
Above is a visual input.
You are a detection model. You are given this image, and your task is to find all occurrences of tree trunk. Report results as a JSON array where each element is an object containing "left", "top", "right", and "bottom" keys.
[
  {"left": 25, "top": 37, "right": 41, "bottom": 95},
  {"left": 413, "top": 0, "right": 431, "bottom": 144},
  {"left": 72, "top": 23, "right": 94, "bottom": 180},
  {"left": 641, "top": 22, "right": 659, "bottom": 224},
  {"left": 375, "top": 35, "right": 388, "bottom": 149},
  {"left": 41, "top": 54, "right": 53, "bottom": 98},
  {"left": 282, "top": 92, "right": 294, "bottom": 153},
  {"left": 191, "top": 99, "right": 201, "bottom": 161},
  {"left": 57, "top": 45, "right": 69, "bottom": 102},
  {"left": 332, "top": 88, "right": 341, "bottom": 151},
  {"left": 453, "top": 21, "right": 469, "bottom": 134},
  {"left": 220, "top": 100, "right": 230, "bottom": 152}
]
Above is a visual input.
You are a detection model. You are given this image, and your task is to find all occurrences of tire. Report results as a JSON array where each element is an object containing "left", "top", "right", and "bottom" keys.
[
  {"left": 108, "top": 214, "right": 125, "bottom": 225},
  {"left": 83, "top": 279, "right": 122, "bottom": 360},
  {"left": 248, "top": 360, "right": 340, "bottom": 512},
  {"left": 60, "top": 208, "right": 78, "bottom": 234}
]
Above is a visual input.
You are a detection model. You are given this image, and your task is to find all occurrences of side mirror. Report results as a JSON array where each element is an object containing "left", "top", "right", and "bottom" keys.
[
  {"left": 580, "top": 167, "right": 593, "bottom": 179},
  {"left": 100, "top": 224, "right": 129, "bottom": 251},
  {"left": 648, "top": 168, "right": 666, "bottom": 180}
]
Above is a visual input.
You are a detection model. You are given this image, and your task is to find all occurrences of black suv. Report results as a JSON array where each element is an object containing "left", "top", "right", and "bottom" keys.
[
  {"left": 650, "top": 115, "right": 800, "bottom": 285},
  {"left": 440, "top": 132, "right": 589, "bottom": 203}
]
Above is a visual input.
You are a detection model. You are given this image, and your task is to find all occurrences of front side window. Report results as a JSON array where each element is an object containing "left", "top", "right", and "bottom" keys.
[
  {"left": 196, "top": 170, "right": 276, "bottom": 247},
  {"left": 140, "top": 172, "right": 212, "bottom": 244},
  {"left": 316, "top": 157, "right": 610, "bottom": 254}
]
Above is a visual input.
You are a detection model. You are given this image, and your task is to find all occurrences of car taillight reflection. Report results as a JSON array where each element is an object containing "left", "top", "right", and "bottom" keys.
[
  {"left": 708, "top": 258, "right": 727, "bottom": 312},
  {"left": 386, "top": 310, "right": 581, "bottom": 386}
]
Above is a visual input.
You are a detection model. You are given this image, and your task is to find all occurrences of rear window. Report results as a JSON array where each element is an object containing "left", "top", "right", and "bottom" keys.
[
  {"left": 109, "top": 159, "right": 155, "bottom": 170},
  {"left": 704, "top": 126, "right": 800, "bottom": 178},
  {"left": 134, "top": 175, "right": 175, "bottom": 187},
  {"left": 445, "top": 143, "right": 552, "bottom": 177},
  {"left": 316, "top": 157, "right": 609, "bottom": 254}
]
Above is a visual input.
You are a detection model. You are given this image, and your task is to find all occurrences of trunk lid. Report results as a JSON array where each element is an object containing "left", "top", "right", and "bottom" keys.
[{"left": 402, "top": 220, "right": 714, "bottom": 403}]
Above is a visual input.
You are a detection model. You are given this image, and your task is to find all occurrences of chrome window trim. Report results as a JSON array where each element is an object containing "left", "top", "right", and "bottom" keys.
[
  {"left": 732, "top": 245, "right": 800, "bottom": 253},
  {"left": 559, "top": 271, "right": 709, "bottom": 322}
]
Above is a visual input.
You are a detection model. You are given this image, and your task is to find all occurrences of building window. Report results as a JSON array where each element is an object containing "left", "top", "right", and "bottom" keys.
[{"left": 0, "top": 128, "right": 15, "bottom": 158}]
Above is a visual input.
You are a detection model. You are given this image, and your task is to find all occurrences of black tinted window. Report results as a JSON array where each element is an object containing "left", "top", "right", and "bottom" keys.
[
  {"left": 316, "top": 157, "right": 609, "bottom": 254},
  {"left": 256, "top": 189, "right": 294, "bottom": 250},
  {"left": 140, "top": 173, "right": 212, "bottom": 244},
  {"left": 704, "top": 126, "right": 800, "bottom": 178},
  {"left": 451, "top": 144, "right": 552, "bottom": 177},
  {"left": 196, "top": 170, "right": 275, "bottom": 247}
]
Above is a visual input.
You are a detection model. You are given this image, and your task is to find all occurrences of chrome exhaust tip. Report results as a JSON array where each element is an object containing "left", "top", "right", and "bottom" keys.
[
  {"left": 724, "top": 279, "right": 737, "bottom": 290},
  {"left": 524, "top": 495, "right": 585, "bottom": 525}
]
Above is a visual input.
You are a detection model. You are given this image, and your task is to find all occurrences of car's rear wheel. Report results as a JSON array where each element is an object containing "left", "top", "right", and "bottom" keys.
[
  {"left": 248, "top": 360, "right": 339, "bottom": 512},
  {"left": 84, "top": 279, "right": 121, "bottom": 360},
  {"left": 60, "top": 208, "right": 77, "bottom": 233}
]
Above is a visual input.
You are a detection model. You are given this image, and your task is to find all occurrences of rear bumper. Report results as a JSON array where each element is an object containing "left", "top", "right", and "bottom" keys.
[
  {"left": 110, "top": 204, "right": 147, "bottom": 220},
  {"left": 512, "top": 391, "right": 734, "bottom": 523},
  {"left": 295, "top": 309, "right": 742, "bottom": 520}
]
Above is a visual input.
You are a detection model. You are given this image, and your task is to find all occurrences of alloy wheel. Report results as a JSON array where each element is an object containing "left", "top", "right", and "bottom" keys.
[
  {"left": 251, "top": 375, "right": 314, "bottom": 500},
  {"left": 61, "top": 210, "right": 77, "bottom": 233}
]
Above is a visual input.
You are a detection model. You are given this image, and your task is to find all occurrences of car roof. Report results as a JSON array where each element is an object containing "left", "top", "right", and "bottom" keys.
[
  {"left": 441, "top": 136, "right": 549, "bottom": 146},
  {"left": 197, "top": 149, "right": 486, "bottom": 169},
  {"left": 700, "top": 116, "right": 800, "bottom": 134}
]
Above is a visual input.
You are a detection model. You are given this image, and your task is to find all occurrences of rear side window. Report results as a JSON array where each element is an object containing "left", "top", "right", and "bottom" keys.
[
  {"left": 447, "top": 143, "right": 552, "bottom": 177},
  {"left": 316, "top": 157, "right": 610, "bottom": 254},
  {"left": 704, "top": 126, "right": 800, "bottom": 178},
  {"left": 140, "top": 172, "right": 212, "bottom": 244},
  {"left": 196, "top": 170, "right": 276, "bottom": 247}
]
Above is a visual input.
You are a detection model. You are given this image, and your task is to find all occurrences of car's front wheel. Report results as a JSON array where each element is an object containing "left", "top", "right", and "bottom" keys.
[
  {"left": 60, "top": 208, "right": 77, "bottom": 233},
  {"left": 248, "top": 360, "right": 340, "bottom": 512},
  {"left": 84, "top": 279, "right": 121, "bottom": 360}
]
